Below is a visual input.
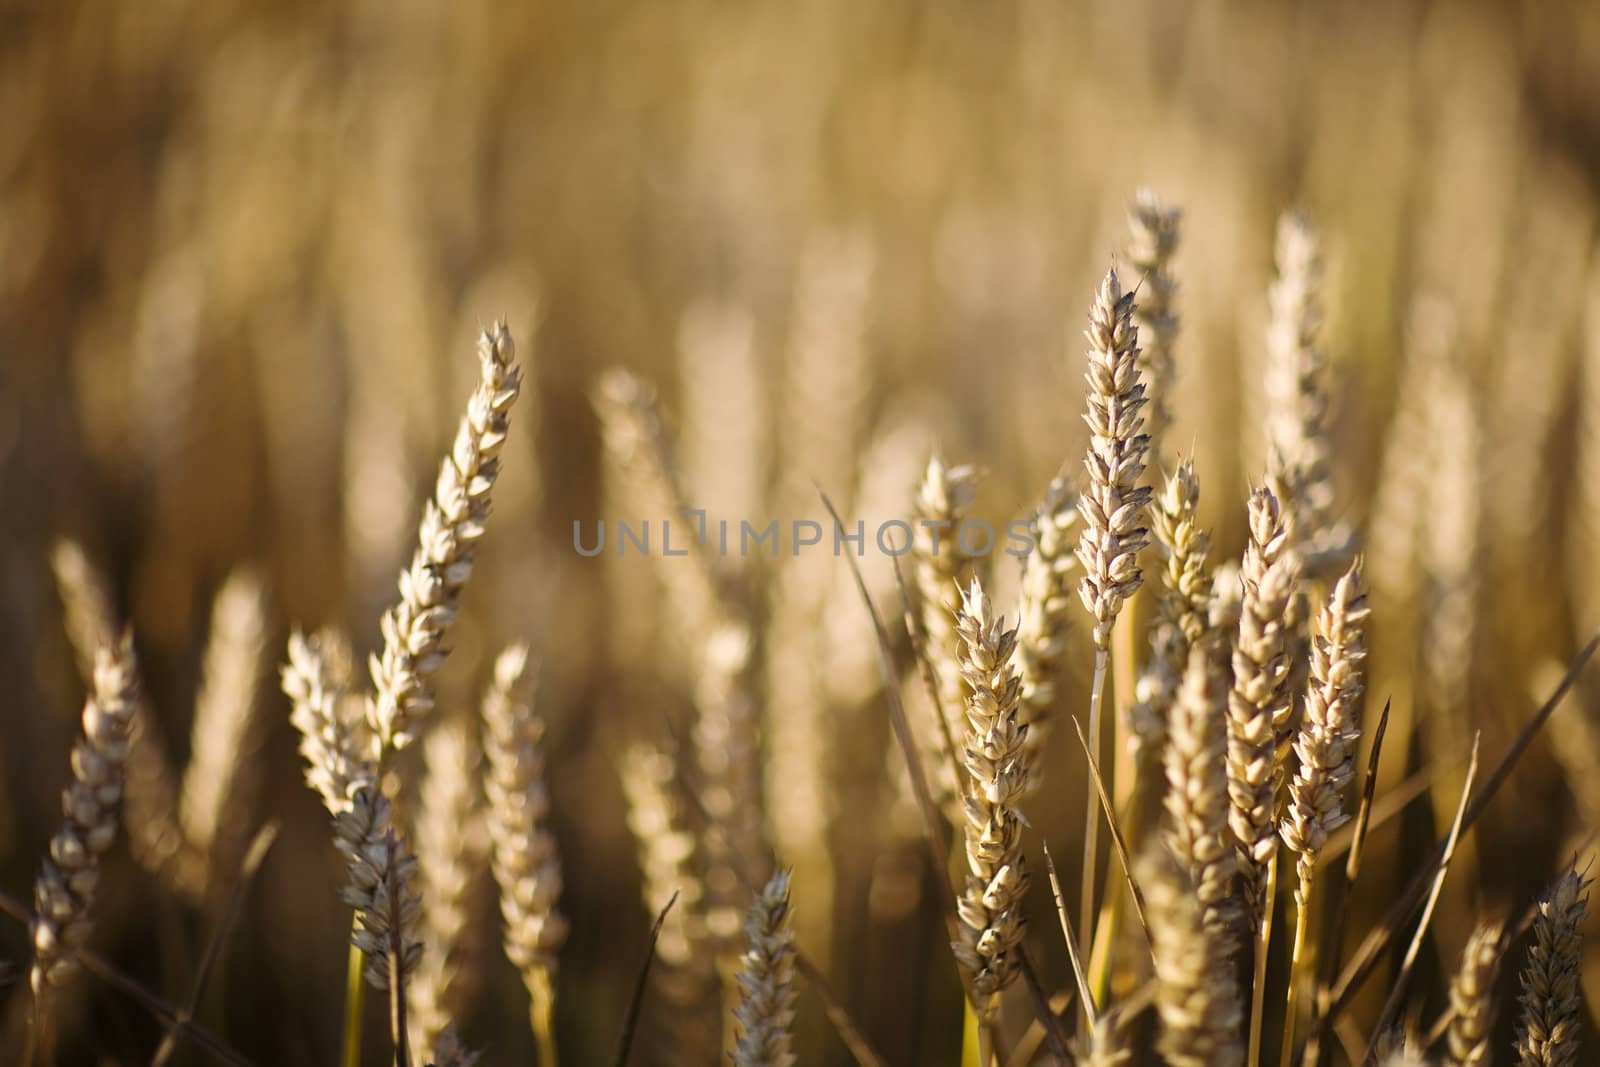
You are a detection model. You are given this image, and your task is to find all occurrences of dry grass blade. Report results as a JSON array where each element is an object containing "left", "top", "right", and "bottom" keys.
[
  {"left": 612, "top": 890, "right": 679, "bottom": 1067},
  {"left": 1365, "top": 733, "right": 1480, "bottom": 1062},
  {"left": 1043, "top": 843, "right": 1095, "bottom": 1030},
  {"left": 1070, "top": 715, "right": 1154, "bottom": 959},
  {"left": 1320, "top": 633, "right": 1600, "bottom": 1027},
  {"left": 1342, "top": 697, "right": 1392, "bottom": 880}
]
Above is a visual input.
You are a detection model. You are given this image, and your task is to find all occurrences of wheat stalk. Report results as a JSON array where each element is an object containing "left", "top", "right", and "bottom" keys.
[
  {"left": 1142, "top": 843, "right": 1243, "bottom": 1067},
  {"left": 1281, "top": 560, "right": 1368, "bottom": 898},
  {"left": 335, "top": 787, "right": 424, "bottom": 1067},
  {"left": 1446, "top": 919, "right": 1506, "bottom": 1067},
  {"left": 481, "top": 644, "right": 567, "bottom": 1064},
  {"left": 619, "top": 741, "right": 720, "bottom": 1059},
  {"left": 1227, "top": 484, "right": 1300, "bottom": 1067},
  {"left": 1514, "top": 863, "right": 1590, "bottom": 1067},
  {"left": 1161, "top": 634, "right": 1238, "bottom": 938},
  {"left": 731, "top": 870, "right": 798, "bottom": 1067},
  {"left": 1015, "top": 475, "right": 1079, "bottom": 786},
  {"left": 178, "top": 568, "right": 269, "bottom": 896},
  {"left": 1074, "top": 266, "right": 1151, "bottom": 996},
  {"left": 1128, "top": 459, "right": 1214, "bottom": 802},
  {"left": 1227, "top": 484, "right": 1300, "bottom": 914},
  {"left": 1076, "top": 268, "right": 1152, "bottom": 651},
  {"left": 50, "top": 539, "right": 191, "bottom": 891},
  {"left": 1279, "top": 560, "right": 1368, "bottom": 1062},
  {"left": 1126, "top": 189, "right": 1181, "bottom": 467},
  {"left": 369, "top": 321, "right": 521, "bottom": 757},
  {"left": 283, "top": 629, "right": 373, "bottom": 817},
  {"left": 914, "top": 454, "right": 980, "bottom": 810},
  {"left": 950, "top": 576, "right": 1029, "bottom": 998},
  {"left": 1264, "top": 211, "right": 1350, "bottom": 575},
  {"left": 407, "top": 717, "right": 484, "bottom": 1059},
  {"left": 30, "top": 633, "right": 142, "bottom": 1009}
]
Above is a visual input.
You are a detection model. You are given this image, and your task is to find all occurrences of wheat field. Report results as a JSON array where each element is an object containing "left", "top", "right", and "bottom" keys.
[{"left": 5, "top": 2, "right": 1600, "bottom": 1065}]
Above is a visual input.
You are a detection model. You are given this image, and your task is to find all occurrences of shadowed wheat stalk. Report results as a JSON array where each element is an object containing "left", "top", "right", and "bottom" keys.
[
  {"left": 731, "top": 871, "right": 798, "bottom": 1067},
  {"left": 1514, "top": 864, "right": 1589, "bottom": 1067},
  {"left": 30, "top": 634, "right": 141, "bottom": 1028}
]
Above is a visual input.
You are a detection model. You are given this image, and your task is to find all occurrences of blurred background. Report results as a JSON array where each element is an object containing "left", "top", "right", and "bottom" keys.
[{"left": 4, "top": 0, "right": 1600, "bottom": 1063}]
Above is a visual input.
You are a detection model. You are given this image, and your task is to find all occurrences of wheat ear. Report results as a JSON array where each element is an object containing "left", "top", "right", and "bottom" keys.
[
  {"left": 1265, "top": 211, "right": 1350, "bottom": 575},
  {"left": 369, "top": 322, "right": 521, "bottom": 757},
  {"left": 1142, "top": 843, "right": 1244, "bottom": 1067},
  {"left": 50, "top": 539, "right": 189, "bottom": 891},
  {"left": 481, "top": 645, "right": 567, "bottom": 1064},
  {"left": 1015, "top": 476, "right": 1079, "bottom": 788},
  {"left": 1162, "top": 634, "right": 1238, "bottom": 938},
  {"left": 1074, "top": 267, "right": 1151, "bottom": 995},
  {"left": 1446, "top": 919, "right": 1506, "bottom": 1067},
  {"left": 335, "top": 787, "right": 424, "bottom": 1067},
  {"left": 30, "top": 633, "right": 141, "bottom": 1008},
  {"left": 178, "top": 568, "right": 269, "bottom": 895},
  {"left": 408, "top": 718, "right": 484, "bottom": 1059},
  {"left": 283, "top": 629, "right": 373, "bottom": 817},
  {"left": 1227, "top": 484, "right": 1300, "bottom": 1067},
  {"left": 1126, "top": 189, "right": 1181, "bottom": 467},
  {"left": 619, "top": 741, "right": 720, "bottom": 1059},
  {"left": 950, "top": 576, "right": 1029, "bottom": 998},
  {"left": 1227, "top": 485, "right": 1301, "bottom": 914},
  {"left": 1279, "top": 560, "right": 1368, "bottom": 1063},
  {"left": 1128, "top": 458, "right": 1215, "bottom": 817},
  {"left": 913, "top": 454, "right": 980, "bottom": 809},
  {"left": 1514, "top": 863, "right": 1590, "bottom": 1067},
  {"left": 731, "top": 870, "right": 798, "bottom": 1067}
]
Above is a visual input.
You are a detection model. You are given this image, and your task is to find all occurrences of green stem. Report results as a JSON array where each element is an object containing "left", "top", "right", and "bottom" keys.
[
  {"left": 1078, "top": 647, "right": 1109, "bottom": 1031},
  {"left": 530, "top": 968, "right": 559, "bottom": 1067},
  {"left": 341, "top": 928, "right": 365, "bottom": 1067}
]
